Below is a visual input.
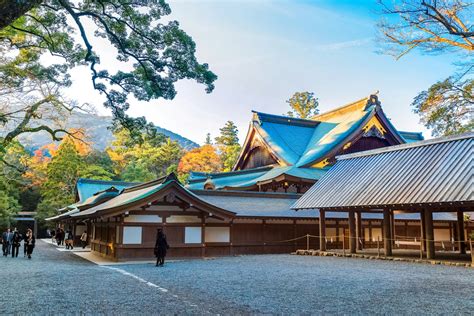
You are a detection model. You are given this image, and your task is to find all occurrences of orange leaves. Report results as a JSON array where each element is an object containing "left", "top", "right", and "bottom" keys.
[{"left": 178, "top": 145, "right": 222, "bottom": 175}]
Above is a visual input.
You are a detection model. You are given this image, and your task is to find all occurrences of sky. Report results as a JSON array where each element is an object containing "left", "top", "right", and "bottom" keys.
[{"left": 64, "top": 0, "right": 457, "bottom": 145}]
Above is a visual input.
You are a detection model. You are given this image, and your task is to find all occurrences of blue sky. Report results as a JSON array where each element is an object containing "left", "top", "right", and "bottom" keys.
[{"left": 66, "top": 0, "right": 457, "bottom": 144}]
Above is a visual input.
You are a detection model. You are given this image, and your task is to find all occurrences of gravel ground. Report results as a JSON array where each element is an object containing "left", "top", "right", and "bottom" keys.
[{"left": 1, "top": 241, "right": 473, "bottom": 315}]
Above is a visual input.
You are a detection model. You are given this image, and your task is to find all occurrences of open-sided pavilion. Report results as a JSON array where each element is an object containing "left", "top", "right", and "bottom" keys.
[{"left": 293, "top": 133, "right": 473, "bottom": 260}]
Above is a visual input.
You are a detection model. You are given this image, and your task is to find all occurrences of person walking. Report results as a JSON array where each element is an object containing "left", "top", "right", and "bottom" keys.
[
  {"left": 25, "top": 229, "right": 35, "bottom": 259},
  {"left": 11, "top": 228, "right": 22, "bottom": 258},
  {"left": 23, "top": 231, "right": 29, "bottom": 257},
  {"left": 154, "top": 228, "right": 170, "bottom": 267},
  {"left": 80, "top": 231, "right": 88, "bottom": 249},
  {"left": 2, "top": 228, "right": 13, "bottom": 256},
  {"left": 65, "top": 230, "right": 74, "bottom": 250}
]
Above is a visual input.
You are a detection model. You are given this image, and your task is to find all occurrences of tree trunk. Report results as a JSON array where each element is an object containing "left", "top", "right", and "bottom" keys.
[{"left": 0, "top": 0, "right": 43, "bottom": 29}]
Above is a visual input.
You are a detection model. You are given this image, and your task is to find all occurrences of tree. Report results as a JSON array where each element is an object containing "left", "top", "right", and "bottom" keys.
[
  {"left": 0, "top": 1, "right": 217, "bottom": 140},
  {"left": 178, "top": 145, "right": 222, "bottom": 176},
  {"left": 412, "top": 75, "right": 473, "bottom": 136},
  {"left": 215, "top": 121, "right": 241, "bottom": 172},
  {"left": 286, "top": 92, "right": 319, "bottom": 118},
  {"left": 107, "top": 128, "right": 182, "bottom": 181},
  {"left": 377, "top": 0, "right": 473, "bottom": 136},
  {"left": 205, "top": 133, "right": 212, "bottom": 145},
  {"left": 377, "top": 0, "right": 473, "bottom": 59}
]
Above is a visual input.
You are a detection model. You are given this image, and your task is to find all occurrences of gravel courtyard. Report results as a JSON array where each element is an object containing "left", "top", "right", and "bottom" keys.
[{"left": 1, "top": 240, "right": 473, "bottom": 314}]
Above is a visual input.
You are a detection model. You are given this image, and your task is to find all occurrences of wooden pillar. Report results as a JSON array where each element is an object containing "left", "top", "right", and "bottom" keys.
[
  {"left": 355, "top": 211, "right": 362, "bottom": 250},
  {"left": 424, "top": 209, "right": 435, "bottom": 259},
  {"left": 457, "top": 211, "right": 466, "bottom": 255},
  {"left": 383, "top": 209, "right": 392, "bottom": 256},
  {"left": 349, "top": 211, "right": 356, "bottom": 254},
  {"left": 201, "top": 216, "right": 206, "bottom": 257},
  {"left": 389, "top": 210, "right": 395, "bottom": 247},
  {"left": 319, "top": 210, "right": 326, "bottom": 251},
  {"left": 420, "top": 210, "right": 427, "bottom": 252},
  {"left": 262, "top": 219, "right": 266, "bottom": 253},
  {"left": 229, "top": 220, "right": 234, "bottom": 256},
  {"left": 293, "top": 219, "right": 297, "bottom": 251}
]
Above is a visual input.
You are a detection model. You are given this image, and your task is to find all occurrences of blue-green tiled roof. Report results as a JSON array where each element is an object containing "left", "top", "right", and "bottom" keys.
[
  {"left": 76, "top": 178, "right": 138, "bottom": 202},
  {"left": 399, "top": 131, "right": 424, "bottom": 143}
]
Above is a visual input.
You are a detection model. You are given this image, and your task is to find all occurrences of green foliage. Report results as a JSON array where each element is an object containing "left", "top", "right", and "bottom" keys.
[
  {"left": 412, "top": 77, "right": 473, "bottom": 137},
  {"left": 286, "top": 92, "right": 319, "bottom": 119},
  {"left": 108, "top": 128, "right": 182, "bottom": 182},
  {"left": 0, "top": 0, "right": 217, "bottom": 139},
  {"left": 215, "top": 121, "right": 240, "bottom": 172}
]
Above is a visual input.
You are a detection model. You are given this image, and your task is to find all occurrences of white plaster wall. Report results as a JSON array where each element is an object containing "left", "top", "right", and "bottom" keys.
[
  {"left": 370, "top": 228, "right": 382, "bottom": 242},
  {"left": 205, "top": 227, "right": 230, "bottom": 243},
  {"left": 123, "top": 227, "right": 142, "bottom": 244},
  {"left": 124, "top": 215, "right": 162, "bottom": 223},
  {"left": 167, "top": 216, "right": 201, "bottom": 223},
  {"left": 184, "top": 227, "right": 202, "bottom": 244}
]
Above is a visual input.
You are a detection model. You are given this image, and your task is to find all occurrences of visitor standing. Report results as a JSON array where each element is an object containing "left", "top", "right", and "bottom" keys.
[
  {"left": 2, "top": 228, "right": 13, "bottom": 256},
  {"left": 154, "top": 228, "right": 169, "bottom": 267},
  {"left": 65, "top": 230, "right": 74, "bottom": 250},
  {"left": 11, "top": 228, "right": 22, "bottom": 258},
  {"left": 80, "top": 231, "right": 88, "bottom": 249},
  {"left": 25, "top": 229, "right": 35, "bottom": 259}
]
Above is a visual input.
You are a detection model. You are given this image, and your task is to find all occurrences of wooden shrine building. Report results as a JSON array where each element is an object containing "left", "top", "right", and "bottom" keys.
[
  {"left": 293, "top": 133, "right": 474, "bottom": 259},
  {"left": 48, "top": 94, "right": 473, "bottom": 261}
]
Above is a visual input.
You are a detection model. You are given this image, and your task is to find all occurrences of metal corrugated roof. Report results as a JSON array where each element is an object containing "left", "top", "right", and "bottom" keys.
[{"left": 293, "top": 133, "right": 473, "bottom": 210}]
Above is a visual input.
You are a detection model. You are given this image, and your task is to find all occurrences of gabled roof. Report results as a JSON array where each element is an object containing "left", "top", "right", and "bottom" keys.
[
  {"left": 399, "top": 131, "right": 424, "bottom": 143},
  {"left": 235, "top": 94, "right": 407, "bottom": 170},
  {"left": 293, "top": 133, "right": 474, "bottom": 211},
  {"left": 72, "top": 174, "right": 236, "bottom": 220}
]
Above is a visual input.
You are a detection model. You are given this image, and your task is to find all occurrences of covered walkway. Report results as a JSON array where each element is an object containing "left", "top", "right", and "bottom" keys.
[{"left": 293, "top": 133, "right": 474, "bottom": 261}]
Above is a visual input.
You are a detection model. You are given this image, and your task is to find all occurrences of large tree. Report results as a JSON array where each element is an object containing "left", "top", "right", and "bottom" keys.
[
  {"left": 215, "top": 121, "right": 240, "bottom": 172},
  {"left": 0, "top": 0, "right": 217, "bottom": 147},
  {"left": 286, "top": 92, "right": 319, "bottom": 119},
  {"left": 377, "top": 0, "right": 473, "bottom": 136}
]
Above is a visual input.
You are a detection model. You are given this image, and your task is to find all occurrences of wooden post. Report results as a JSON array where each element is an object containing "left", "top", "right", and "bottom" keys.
[
  {"left": 230, "top": 220, "right": 234, "bottom": 256},
  {"left": 457, "top": 211, "right": 466, "bottom": 255},
  {"left": 424, "top": 209, "right": 435, "bottom": 260},
  {"left": 319, "top": 210, "right": 326, "bottom": 251},
  {"left": 383, "top": 209, "right": 392, "bottom": 257},
  {"left": 377, "top": 236, "right": 380, "bottom": 257},
  {"left": 262, "top": 219, "right": 266, "bottom": 254},
  {"left": 356, "top": 211, "right": 363, "bottom": 250},
  {"left": 470, "top": 240, "right": 473, "bottom": 266},
  {"left": 420, "top": 209, "right": 427, "bottom": 252},
  {"left": 349, "top": 211, "right": 356, "bottom": 254},
  {"left": 306, "top": 234, "right": 309, "bottom": 251},
  {"left": 390, "top": 210, "right": 395, "bottom": 247},
  {"left": 342, "top": 230, "right": 346, "bottom": 256},
  {"left": 201, "top": 216, "right": 206, "bottom": 258}
]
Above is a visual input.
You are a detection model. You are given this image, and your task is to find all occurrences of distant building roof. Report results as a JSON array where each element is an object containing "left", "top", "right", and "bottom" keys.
[
  {"left": 76, "top": 178, "right": 139, "bottom": 202},
  {"left": 399, "top": 131, "right": 424, "bottom": 143},
  {"left": 293, "top": 133, "right": 474, "bottom": 211}
]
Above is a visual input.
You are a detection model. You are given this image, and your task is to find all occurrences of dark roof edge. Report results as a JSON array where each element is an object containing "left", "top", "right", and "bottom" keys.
[
  {"left": 77, "top": 178, "right": 140, "bottom": 186},
  {"left": 252, "top": 111, "right": 320, "bottom": 127},
  {"left": 188, "top": 165, "right": 274, "bottom": 183},
  {"left": 337, "top": 132, "right": 473, "bottom": 160},
  {"left": 192, "top": 189, "right": 302, "bottom": 199}
]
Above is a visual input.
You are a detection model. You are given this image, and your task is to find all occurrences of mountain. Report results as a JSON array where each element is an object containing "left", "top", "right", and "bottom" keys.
[{"left": 17, "top": 112, "right": 199, "bottom": 152}]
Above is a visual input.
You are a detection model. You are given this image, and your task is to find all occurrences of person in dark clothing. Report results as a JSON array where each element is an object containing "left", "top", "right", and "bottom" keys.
[
  {"left": 23, "top": 231, "right": 29, "bottom": 257},
  {"left": 65, "top": 230, "right": 74, "bottom": 250},
  {"left": 11, "top": 228, "right": 22, "bottom": 258},
  {"left": 25, "top": 229, "right": 35, "bottom": 259},
  {"left": 154, "top": 229, "right": 169, "bottom": 267},
  {"left": 2, "top": 228, "right": 13, "bottom": 256}
]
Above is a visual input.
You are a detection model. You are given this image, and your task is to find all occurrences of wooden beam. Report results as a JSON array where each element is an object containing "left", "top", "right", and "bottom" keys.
[
  {"left": 424, "top": 209, "right": 435, "bottom": 259},
  {"left": 457, "top": 210, "right": 466, "bottom": 255},
  {"left": 420, "top": 209, "right": 427, "bottom": 252},
  {"left": 319, "top": 210, "right": 326, "bottom": 251},
  {"left": 383, "top": 209, "right": 392, "bottom": 256}
]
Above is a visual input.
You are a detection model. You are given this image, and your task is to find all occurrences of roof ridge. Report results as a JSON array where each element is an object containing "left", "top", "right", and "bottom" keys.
[
  {"left": 311, "top": 95, "right": 373, "bottom": 121},
  {"left": 77, "top": 178, "right": 140, "bottom": 185},
  {"left": 337, "top": 132, "right": 474, "bottom": 160},
  {"left": 252, "top": 111, "right": 319, "bottom": 127},
  {"left": 121, "top": 175, "right": 168, "bottom": 193}
]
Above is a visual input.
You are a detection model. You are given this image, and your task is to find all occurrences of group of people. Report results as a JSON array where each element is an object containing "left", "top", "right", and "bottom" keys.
[
  {"left": 154, "top": 228, "right": 169, "bottom": 267},
  {"left": 1, "top": 228, "right": 35, "bottom": 259},
  {"left": 49, "top": 228, "right": 88, "bottom": 249}
]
